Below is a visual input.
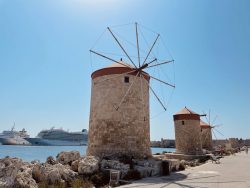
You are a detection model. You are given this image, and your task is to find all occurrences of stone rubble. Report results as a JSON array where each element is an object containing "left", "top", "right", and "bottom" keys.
[
  {"left": 32, "top": 163, "right": 78, "bottom": 185},
  {"left": 56, "top": 150, "right": 80, "bottom": 165},
  {"left": 133, "top": 159, "right": 164, "bottom": 177},
  {"left": 0, "top": 151, "right": 186, "bottom": 187},
  {"left": 101, "top": 159, "right": 130, "bottom": 177},
  {"left": 0, "top": 157, "right": 23, "bottom": 187},
  {"left": 15, "top": 168, "right": 38, "bottom": 188},
  {"left": 78, "top": 156, "right": 100, "bottom": 175},
  {"left": 46, "top": 156, "right": 57, "bottom": 165}
]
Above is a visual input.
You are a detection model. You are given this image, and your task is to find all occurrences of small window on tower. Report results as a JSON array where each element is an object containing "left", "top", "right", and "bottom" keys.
[
  {"left": 182, "top": 121, "right": 185, "bottom": 125},
  {"left": 124, "top": 76, "right": 129, "bottom": 83}
]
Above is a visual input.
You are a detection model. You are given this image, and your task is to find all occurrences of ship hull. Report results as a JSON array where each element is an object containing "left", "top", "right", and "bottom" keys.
[
  {"left": 25, "top": 138, "right": 87, "bottom": 146},
  {"left": 0, "top": 137, "right": 30, "bottom": 145}
]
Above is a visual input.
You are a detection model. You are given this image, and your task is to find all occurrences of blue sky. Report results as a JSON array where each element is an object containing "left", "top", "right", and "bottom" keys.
[{"left": 0, "top": 0, "right": 250, "bottom": 140}]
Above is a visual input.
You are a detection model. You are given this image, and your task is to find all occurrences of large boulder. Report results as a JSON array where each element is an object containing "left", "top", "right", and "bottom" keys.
[
  {"left": 78, "top": 156, "right": 100, "bottom": 175},
  {"left": 45, "top": 166, "right": 61, "bottom": 185},
  {"left": 14, "top": 171, "right": 37, "bottom": 188},
  {"left": 69, "top": 156, "right": 85, "bottom": 172},
  {"left": 71, "top": 159, "right": 79, "bottom": 172},
  {"left": 32, "top": 164, "right": 46, "bottom": 183},
  {"left": 56, "top": 151, "right": 80, "bottom": 165},
  {"left": 32, "top": 163, "right": 77, "bottom": 185},
  {"left": 0, "top": 157, "right": 23, "bottom": 187},
  {"left": 54, "top": 163, "right": 78, "bottom": 183}
]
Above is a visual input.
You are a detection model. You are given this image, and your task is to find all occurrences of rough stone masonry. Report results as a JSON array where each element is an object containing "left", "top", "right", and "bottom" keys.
[
  {"left": 173, "top": 107, "right": 203, "bottom": 155},
  {"left": 87, "top": 62, "right": 152, "bottom": 159}
]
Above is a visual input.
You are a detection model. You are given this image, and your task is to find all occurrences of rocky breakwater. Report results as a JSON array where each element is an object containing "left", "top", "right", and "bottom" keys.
[
  {"left": 0, "top": 157, "right": 37, "bottom": 188},
  {"left": 0, "top": 151, "right": 99, "bottom": 188},
  {"left": 0, "top": 151, "right": 182, "bottom": 188}
]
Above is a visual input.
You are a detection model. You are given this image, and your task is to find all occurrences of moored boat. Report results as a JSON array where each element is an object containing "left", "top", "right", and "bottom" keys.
[
  {"left": 0, "top": 126, "right": 30, "bottom": 145},
  {"left": 25, "top": 127, "right": 88, "bottom": 146}
]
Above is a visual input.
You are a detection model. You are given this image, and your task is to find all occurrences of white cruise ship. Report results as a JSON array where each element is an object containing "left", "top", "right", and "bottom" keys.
[
  {"left": 25, "top": 127, "right": 88, "bottom": 146},
  {"left": 0, "top": 126, "right": 30, "bottom": 145}
]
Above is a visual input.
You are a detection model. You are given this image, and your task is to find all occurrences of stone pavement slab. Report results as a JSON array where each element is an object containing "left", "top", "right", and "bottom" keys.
[{"left": 121, "top": 152, "right": 250, "bottom": 188}]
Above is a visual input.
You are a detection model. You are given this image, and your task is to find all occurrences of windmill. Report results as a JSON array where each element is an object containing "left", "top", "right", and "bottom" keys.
[
  {"left": 87, "top": 23, "right": 175, "bottom": 158},
  {"left": 201, "top": 110, "right": 224, "bottom": 150},
  {"left": 173, "top": 107, "right": 204, "bottom": 155}
]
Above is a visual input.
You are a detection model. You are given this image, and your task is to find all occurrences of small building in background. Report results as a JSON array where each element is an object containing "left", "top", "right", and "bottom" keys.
[{"left": 173, "top": 107, "right": 203, "bottom": 155}]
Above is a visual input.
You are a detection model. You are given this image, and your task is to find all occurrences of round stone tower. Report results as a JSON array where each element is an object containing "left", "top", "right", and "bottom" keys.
[
  {"left": 200, "top": 120, "right": 212, "bottom": 150},
  {"left": 173, "top": 107, "right": 203, "bottom": 155},
  {"left": 87, "top": 61, "right": 151, "bottom": 159}
]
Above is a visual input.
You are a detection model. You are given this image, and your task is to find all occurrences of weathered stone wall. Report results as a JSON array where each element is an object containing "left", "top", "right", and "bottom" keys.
[
  {"left": 200, "top": 128, "right": 212, "bottom": 150},
  {"left": 174, "top": 120, "right": 202, "bottom": 155},
  {"left": 87, "top": 73, "right": 151, "bottom": 158}
]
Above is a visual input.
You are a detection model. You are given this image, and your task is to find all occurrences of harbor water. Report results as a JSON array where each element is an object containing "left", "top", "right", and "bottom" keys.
[{"left": 0, "top": 145, "right": 175, "bottom": 162}]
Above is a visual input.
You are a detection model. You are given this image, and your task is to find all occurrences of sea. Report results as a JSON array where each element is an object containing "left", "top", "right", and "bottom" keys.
[{"left": 0, "top": 145, "right": 175, "bottom": 162}]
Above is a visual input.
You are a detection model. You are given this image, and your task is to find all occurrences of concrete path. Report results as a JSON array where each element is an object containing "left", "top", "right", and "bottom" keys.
[{"left": 121, "top": 152, "right": 250, "bottom": 188}]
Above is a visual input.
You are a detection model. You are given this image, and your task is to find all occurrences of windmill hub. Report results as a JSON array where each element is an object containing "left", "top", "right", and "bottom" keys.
[{"left": 138, "top": 63, "right": 149, "bottom": 71}]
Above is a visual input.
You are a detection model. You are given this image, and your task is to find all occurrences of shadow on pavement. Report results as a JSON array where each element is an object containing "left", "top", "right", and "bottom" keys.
[{"left": 123, "top": 172, "right": 221, "bottom": 188}]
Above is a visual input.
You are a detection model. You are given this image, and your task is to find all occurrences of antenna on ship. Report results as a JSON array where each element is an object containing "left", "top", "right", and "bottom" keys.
[{"left": 11, "top": 122, "right": 15, "bottom": 131}]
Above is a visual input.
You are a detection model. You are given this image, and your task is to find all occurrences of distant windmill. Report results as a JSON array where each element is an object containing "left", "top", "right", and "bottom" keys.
[
  {"left": 173, "top": 107, "right": 204, "bottom": 155},
  {"left": 201, "top": 110, "right": 224, "bottom": 149}
]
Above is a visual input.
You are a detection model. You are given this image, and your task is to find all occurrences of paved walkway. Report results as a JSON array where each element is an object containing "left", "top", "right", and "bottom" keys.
[{"left": 121, "top": 152, "right": 250, "bottom": 188}]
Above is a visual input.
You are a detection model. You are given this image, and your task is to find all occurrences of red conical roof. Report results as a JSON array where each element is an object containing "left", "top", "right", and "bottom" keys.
[
  {"left": 175, "top": 107, "right": 199, "bottom": 115},
  {"left": 91, "top": 61, "right": 150, "bottom": 81},
  {"left": 173, "top": 107, "right": 200, "bottom": 121},
  {"left": 200, "top": 120, "right": 211, "bottom": 128},
  {"left": 106, "top": 61, "right": 133, "bottom": 68}
]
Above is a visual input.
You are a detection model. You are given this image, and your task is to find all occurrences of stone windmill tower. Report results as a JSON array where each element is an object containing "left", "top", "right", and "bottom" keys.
[
  {"left": 200, "top": 110, "right": 223, "bottom": 150},
  {"left": 87, "top": 23, "right": 175, "bottom": 159},
  {"left": 200, "top": 120, "right": 212, "bottom": 150},
  {"left": 87, "top": 62, "right": 151, "bottom": 158},
  {"left": 173, "top": 107, "right": 203, "bottom": 155}
]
